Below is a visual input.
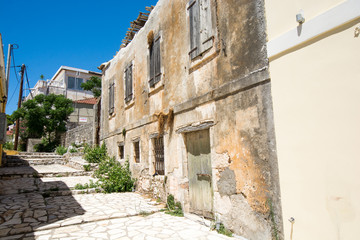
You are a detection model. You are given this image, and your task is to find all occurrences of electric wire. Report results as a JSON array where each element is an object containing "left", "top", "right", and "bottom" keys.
[
  {"left": 11, "top": 48, "right": 20, "bottom": 83},
  {"left": 8, "top": 81, "right": 19, "bottom": 104},
  {"left": 24, "top": 66, "right": 33, "bottom": 99}
]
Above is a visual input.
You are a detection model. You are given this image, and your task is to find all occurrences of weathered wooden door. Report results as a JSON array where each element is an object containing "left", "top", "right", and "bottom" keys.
[{"left": 186, "top": 129, "right": 213, "bottom": 218}]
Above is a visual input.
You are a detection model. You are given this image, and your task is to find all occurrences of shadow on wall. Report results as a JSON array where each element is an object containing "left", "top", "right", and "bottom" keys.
[{"left": 0, "top": 164, "right": 85, "bottom": 239}]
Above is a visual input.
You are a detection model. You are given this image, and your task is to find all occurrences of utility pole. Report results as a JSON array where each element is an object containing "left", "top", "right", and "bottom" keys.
[{"left": 14, "top": 64, "right": 25, "bottom": 151}]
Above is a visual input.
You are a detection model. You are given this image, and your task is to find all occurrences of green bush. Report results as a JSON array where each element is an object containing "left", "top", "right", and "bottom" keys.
[
  {"left": 35, "top": 138, "right": 59, "bottom": 152},
  {"left": 74, "top": 180, "right": 98, "bottom": 190},
  {"left": 165, "top": 194, "right": 183, "bottom": 217},
  {"left": 83, "top": 164, "right": 91, "bottom": 171},
  {"left": 94, "top": 157, "right": 135, "bottom": 193},
  {"left": 69, "top": 148, "right": 78, "bottom": 153},
  {"left": 56, "top": 146, "right": 67, "bottom": 155},
  {"left": 84, "top": 143, "right": 107, "bottom": 163},
  {"left": 3, "top": 141, "right": 14, "bottom": 150}
]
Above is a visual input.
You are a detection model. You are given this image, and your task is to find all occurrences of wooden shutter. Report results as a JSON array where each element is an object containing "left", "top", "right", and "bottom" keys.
[
  {"left": 128, "top": 65, "right": 133, "bottom": 101},
  {"left": 125, "top": 64, "right": 133, "bottom": 102},
  {"left": 154, "top": 37, "right": 161, "bottom": 85},
  {"left": 199, "top": 0, "right": 213, "bottom": 54},
  {"left": 188, "top": 0, "right": 200, "bottom": 59},
  {"left": 125, "top": 68, "right": 128, "bottom": 101},
  {"left": 109, "top": 83, "right": 114, "bottom": 114},
  {"left": 149, "top": 43, "right": 155, "bottom": 87}
]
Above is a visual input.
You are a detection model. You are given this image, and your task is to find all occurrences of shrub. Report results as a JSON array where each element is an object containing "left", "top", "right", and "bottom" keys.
[
  {"left": 69, "top": 148, "right": 78, "bottom": 153},
  {"left": 74, "top": 180, "right": 98, "bottom": 190},
  {"left": 56, "top": 146, "right": 67, "bottom": 155},
  {"left": 35, "top": 138, "right": 59, "bottom": 152},
  {"left": 94, "top": 157, "right": 135, "bottom": 193},
  {"left": 83, "top": 164, "right": 91, "bottom": 171},
  {"left": 84, "top": 143, "right": 107, "bottom": 163},
  {"left": 165, "top": 194, "right": 183, "bottom": 217},
  {"left": 3, "top": 141, "right": 14, "bottom": 150}
]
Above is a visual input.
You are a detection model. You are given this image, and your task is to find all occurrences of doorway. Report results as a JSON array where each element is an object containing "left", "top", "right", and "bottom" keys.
[{"left": 185, "top": 129, "right": 213, "bottom": 218}]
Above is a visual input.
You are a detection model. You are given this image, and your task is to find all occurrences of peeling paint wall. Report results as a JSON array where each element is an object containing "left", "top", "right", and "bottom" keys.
[{"left": 100, "top": 0, "right": 282, "bottom": 239}]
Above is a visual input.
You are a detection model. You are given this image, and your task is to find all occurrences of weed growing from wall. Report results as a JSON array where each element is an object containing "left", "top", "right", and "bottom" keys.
[{"left": 165, "top": 194, "right": 183, "bottom": 217}]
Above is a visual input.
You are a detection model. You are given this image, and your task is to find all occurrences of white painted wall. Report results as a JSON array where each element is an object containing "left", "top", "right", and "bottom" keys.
[{"left": 266, "top": 0, "right": 360, "bottom": 239}]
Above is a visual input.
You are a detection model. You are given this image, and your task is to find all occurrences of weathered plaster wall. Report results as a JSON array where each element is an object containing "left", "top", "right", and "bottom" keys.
[{"left": 100, "top": 0, "right": 281, "bottom": 239}]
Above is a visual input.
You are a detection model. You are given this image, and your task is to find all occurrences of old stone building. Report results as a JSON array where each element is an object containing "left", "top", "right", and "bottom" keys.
[{"left": 99, "top": 0, "right": 282, "bottom": 239}]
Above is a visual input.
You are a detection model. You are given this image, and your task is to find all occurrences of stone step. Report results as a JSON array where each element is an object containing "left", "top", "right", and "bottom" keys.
[
  {"left": 4, "top": 158, "right": 65, "bottom": 167},
  {"left": 0, "top": 176, "right": 96, "bottom": 195},
  {"left": 6, "top": 154, "right": 63, "bottom": 159},
  {"left": 0, "top": 165, "right": 92, "bottom": 180},
  {"left": 17, "top": 152, "right": 61, "bottom": 156}
]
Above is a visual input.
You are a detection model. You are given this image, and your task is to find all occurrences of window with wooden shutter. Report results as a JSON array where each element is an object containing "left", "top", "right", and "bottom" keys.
[
  {"left": 188, "top": 0, "right": 213, "bottom": 59},
  {"left": 108, "top": 82, "right": 114, "bottom": 115},
  {"left": 149, "top": 36, "right": 161, "bottom": 87},
  {"left": 124, "top": 64, "right": 133, "bottom": 102}
]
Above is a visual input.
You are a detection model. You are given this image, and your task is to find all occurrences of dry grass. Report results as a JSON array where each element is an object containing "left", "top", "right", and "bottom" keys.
[{"left": 147, "top": 30, "right": 154, "bottom": 48}]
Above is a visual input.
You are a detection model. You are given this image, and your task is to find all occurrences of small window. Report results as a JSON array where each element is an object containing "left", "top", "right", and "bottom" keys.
[
  {"left": 134, "top": 141, "right": 140, "bottom": 163},
  {"left": 109, "top": 82, "right": 115, "bottom": 115},
  {"left": 149, "top": 36, "right": 161, "bottom": 87},
  {"left": 118, "top": 143, "right": 124, "bottom": 159},
  {"left": 125, "top": 64, "right": 133, "bottom": 102},
  {"left": 188, "top": 0, "right": 214, "bottom": 59},
  {"left": 68, "top": 77, "right": 75, "bottom": 89},
  {"left": 76, "top": 78, "right": 83, "bottom": 90},
  {"left": 68, "top": 77, "right": 84, "bottom": 90},
  {"left": 154, "top": 137, "right": 164, "bottom": 175}
]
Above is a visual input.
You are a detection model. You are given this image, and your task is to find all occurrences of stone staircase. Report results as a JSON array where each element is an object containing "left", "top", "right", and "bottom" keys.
[
  {"left": 0, "top": 152, "right": 95, "bottom": 196},
  {"left": 3, "top": 153, "right": 65, "bottom": 167}
]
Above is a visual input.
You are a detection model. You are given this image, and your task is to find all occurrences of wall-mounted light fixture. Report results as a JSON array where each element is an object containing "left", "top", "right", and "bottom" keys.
[{"left": 296, "top": 10, "right": 305, "bottom": 24}]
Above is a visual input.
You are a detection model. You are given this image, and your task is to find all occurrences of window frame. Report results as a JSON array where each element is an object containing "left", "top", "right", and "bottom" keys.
[
  {"left": 118, "top": 142, "right": 124, "bottom": 159},
  {"left": 153, "top": 136, "right": 165, "bottom": 175},
  {"left": 188, "top": 0, "right": 214, "bottom": 60},
  {"left": 133, "top": 140, "right": 140, "bottom": 163},
  {"left": 149, "top": 34, "right": 161, "bottom": 88},
  {"left": 124, "top": 63, "right": 133, "bottom": 103},
  {"left": 108, "top": 81, "right": 115, "bottom": 115},
  {"left": 67, "top": 76, "right": 84, "bottom": 91}
]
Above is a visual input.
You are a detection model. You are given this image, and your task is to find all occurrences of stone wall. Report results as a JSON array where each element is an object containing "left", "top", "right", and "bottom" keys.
[
  {"left": 65, "top": 122, "right": 94, "bottom": 147},
  {"left": 99, "top": 0, "right": 282, "bottom": 239},
  {"left": 27, "top": 138, "right": 42, "bottom": 152}
]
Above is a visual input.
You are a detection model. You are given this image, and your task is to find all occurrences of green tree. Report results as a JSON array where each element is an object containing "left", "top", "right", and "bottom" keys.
[
  {"left": 12, "top": 94, "right": 74, "bottom": 151},
  {"left": 81, "top": 76, "right": 101, "bottom": 98},
  {"left": 6, "top": 114, "right": 14, "bottom": 127}
]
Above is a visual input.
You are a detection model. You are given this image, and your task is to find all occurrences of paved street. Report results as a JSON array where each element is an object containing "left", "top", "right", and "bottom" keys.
[
  {"left": 0, "top": 153, "right": 236, "bottom": 239},
  {"left": 0, "top": 192, "right": 234, "bottom": 240}
]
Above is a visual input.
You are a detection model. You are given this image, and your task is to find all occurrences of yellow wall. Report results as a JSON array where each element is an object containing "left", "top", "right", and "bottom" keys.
[
  {"left": 266, "top": 1, "right": 360, "bottom": 239},
  {"left": 266, "top": 0, "right": 344, "bottom": 40},
  {"left": 0, "top": 34, "right": 7, "bottom": 166}
]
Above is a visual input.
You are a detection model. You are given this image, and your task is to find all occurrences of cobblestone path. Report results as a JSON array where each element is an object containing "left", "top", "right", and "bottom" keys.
[{"left": 0, "top": 153, "right": 236, "bottom": 239}]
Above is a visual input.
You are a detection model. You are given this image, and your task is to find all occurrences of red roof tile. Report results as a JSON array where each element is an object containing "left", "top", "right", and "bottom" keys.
[{"left": 73, "top": 97, "right": 98, "bottom": 105}]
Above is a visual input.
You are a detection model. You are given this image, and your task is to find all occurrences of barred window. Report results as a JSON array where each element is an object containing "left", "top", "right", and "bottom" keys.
[
  {"left": 134, "top": 141, "right": 140, "bottom": 163},
  {"left": 118, "top": 143, "right": 124, "bottom": 159},
  {"left": 154, "top": 137, "right": 164, "bottom": 175}
]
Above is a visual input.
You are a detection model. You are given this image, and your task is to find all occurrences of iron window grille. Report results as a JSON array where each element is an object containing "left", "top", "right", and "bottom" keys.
[
  {"left": 154, "top": 136, "right": 165, "bottom": 175},
  {"left": 134, "top": 141, "right": 140, "bottom": 163}
]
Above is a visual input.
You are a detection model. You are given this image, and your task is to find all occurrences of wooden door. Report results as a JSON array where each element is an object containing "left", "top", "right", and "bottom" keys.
[{"left": 186, "top": 129, "right": 213, "bottom": 218}]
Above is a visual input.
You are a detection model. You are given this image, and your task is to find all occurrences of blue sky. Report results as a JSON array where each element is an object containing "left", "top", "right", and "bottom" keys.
[{"left": 1, "top": 0, "right": 158, "bottom": 114}]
